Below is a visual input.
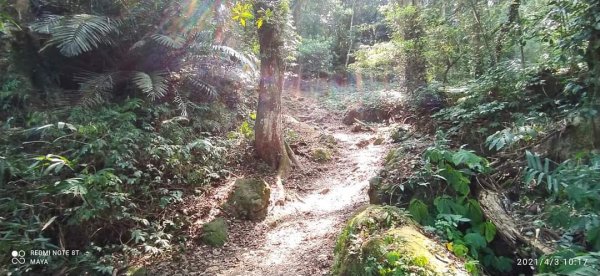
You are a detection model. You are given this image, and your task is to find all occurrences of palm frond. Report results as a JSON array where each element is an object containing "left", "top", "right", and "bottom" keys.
[
  {"left": 151, "top": 34, "right": 185, "bottom": 49},
  {"left": 174, "top": 92, "right": 189, "bottom": 117},
  {"left": 187, "top": 77, "right": 217, "bottom": 100},
  {"left": 132, "top": 71, "right": 169, "bottom": 100},
  {"left": 74, "top": 71, "right": 116, "bottom": 107},
  {"left": 129, "top": 39, "right": 148, "bottom": 51},
  {"left": 212, "top": 45, "right": 256, "bottom": 73},
  {"left": 30, "top": 15, "right": 64, "bottom": 34},
  {"left": 38, "top": 14, "right": 121, "bottom": 57}
]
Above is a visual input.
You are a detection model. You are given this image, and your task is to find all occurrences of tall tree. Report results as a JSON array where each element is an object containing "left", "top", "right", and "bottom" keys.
[
  {"left": 254, "top": 0, "right": 294, "bottom": 176},
  {"left": 386, "top": 2, "right": 427, "bottom": 93}
]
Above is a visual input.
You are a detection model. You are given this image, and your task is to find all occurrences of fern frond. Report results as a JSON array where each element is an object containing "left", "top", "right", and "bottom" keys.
[
  {"left": 212, "top": 45, "right": 256, "bottom": 72},
  {"left": 151, "top": 34, "right": 185, "bottom": 49},
  {"left": 39, "top": 14, "right": 121, "bottom": 57},
  {"left": 132, "top": 72, "right": 168, "bottom": 100}
]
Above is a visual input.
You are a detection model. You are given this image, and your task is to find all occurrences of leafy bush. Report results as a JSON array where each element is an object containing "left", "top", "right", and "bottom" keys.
[
  {"left": 297, "top": 37, "right": 334, "bottom": 77},
  {"left": 525, "top": 152, "right": 600, "bottom": 252}
]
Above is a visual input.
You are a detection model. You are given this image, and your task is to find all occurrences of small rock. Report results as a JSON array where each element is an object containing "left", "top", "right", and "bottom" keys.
[
  {"left": 356, "top": 140, "right": 370, "bottom": 148},
  {"left": 351, "top": 124, "right": 363, "bottom": 133},
  {"left": 373, "top": 138, "right": 385, "bottom": 145},
  {"left": 311, "top": 148, "right": 333, "bottom": 163}
]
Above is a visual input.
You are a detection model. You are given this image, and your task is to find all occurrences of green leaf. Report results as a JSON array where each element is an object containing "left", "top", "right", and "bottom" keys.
[
  {"left": 452, "top": 150, "right": 488, "bottom": 172},
  {"left": 480, "top": 221, "right": 497, "bottom": 242},
  {"left": 465, "top": 199, "right": 484, "bottom": 224},
  {"left": 434, "top": 196, "right": 454, "bottom": 214},
  {"left": 464, "top": 233, "right": 487, "bottom": 257},
  {"left": 439, "top": 166, "right": 470, "bottom": 195},
  {"left": 452, "top": 243, "right": 469, "bottom": 257},
  {"left": 409, "top": 199, "right": 430, "bottom": 225}
]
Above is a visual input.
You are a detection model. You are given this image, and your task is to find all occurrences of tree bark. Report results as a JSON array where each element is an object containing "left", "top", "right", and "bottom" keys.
[{"left": 255, "top": 0, "right": 292, "bottom": 176}]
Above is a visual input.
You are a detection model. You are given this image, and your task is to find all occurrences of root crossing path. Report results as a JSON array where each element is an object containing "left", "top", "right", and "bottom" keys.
[{"left": 150, "top": 93, "right": 391, "bottom": 276}]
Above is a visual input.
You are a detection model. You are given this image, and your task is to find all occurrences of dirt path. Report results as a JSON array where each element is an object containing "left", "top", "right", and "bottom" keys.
[{"left": 150, "top": 93, "right": 391, "bottom": 276}]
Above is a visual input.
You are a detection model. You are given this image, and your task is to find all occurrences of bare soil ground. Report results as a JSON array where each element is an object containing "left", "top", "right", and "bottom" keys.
[{"left": 147, "top": 91, "right": 393, "bottom": 276}]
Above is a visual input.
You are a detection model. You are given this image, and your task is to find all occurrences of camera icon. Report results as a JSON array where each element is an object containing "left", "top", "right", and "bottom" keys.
[{"left": 11, "top": 250, "right": 26, "bottom": 265}]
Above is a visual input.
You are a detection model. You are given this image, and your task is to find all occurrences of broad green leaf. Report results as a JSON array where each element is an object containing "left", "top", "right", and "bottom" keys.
[{"left": 480, "top": 221, "right": 497, "bottom": 242}]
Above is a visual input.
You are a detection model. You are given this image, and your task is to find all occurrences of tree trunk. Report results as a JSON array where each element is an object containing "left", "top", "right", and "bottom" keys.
[
  {"left": 213, "top": 0, "right": 224, "bottom": 44},
  {"left": 586, "top": 24, "right": 600, "bottom": 147},
  {"left": 344, "top": 0, "right": 357, "bottom": 69},
  {"left": 255, "top": 0, "right": 292, "bottom": 176},
  {"left": 495, "top": 0, "right": 521, "bottom": 62}
]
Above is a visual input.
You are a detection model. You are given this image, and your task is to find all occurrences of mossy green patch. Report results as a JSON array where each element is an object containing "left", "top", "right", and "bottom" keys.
[
  {"left": 384, "top": 148, "right": 405, "bottom": 168},
  {"left": 127, "top": 266, "right": 149, "bottom": 276},
  {"left": 201, "top": 218, "right": 228, "bottom": 247},
  {"left": 311, "top": 147, "right": 333, "bottom": 163}
]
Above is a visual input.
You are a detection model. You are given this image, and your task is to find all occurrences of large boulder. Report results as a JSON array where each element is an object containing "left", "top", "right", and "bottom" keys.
[
  {"left": 332, "top": 205, "right": 467, "bottom": 276},
  {"left": 201, "top": 218, "right": 228, "bottom": 247},
  {"left": 224, "top": 178, "right": 271, "bottom": 221}
]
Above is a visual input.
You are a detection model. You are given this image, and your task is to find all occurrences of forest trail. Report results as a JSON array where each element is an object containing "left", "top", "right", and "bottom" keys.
[{"left": 149, "top": 90, "right": 392, "bottom": 276}]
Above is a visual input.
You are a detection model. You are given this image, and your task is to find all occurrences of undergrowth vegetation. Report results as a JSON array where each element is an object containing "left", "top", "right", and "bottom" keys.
[{"left": 0, "top": 98, "right": 231, "bottom": 274}]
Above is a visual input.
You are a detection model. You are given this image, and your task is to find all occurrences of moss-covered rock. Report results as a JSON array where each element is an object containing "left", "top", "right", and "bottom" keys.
[
  {"left": 224, "top": 178, "right": 271, "bottom": 221},
  {"left": 311, "top": 148, "right": 333, "bottom": 163},
  {"left": 201, "top": 218, "right": 228, "bottom": 247},
  {"left": 320, "top": 134, "right": 338, "bottom": 147},
  {"left": 332, "top": 205, "right": 467, "bottom": 276},
  {"left": 127, "top": 266, "right": 149, "bottom": 276}
]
